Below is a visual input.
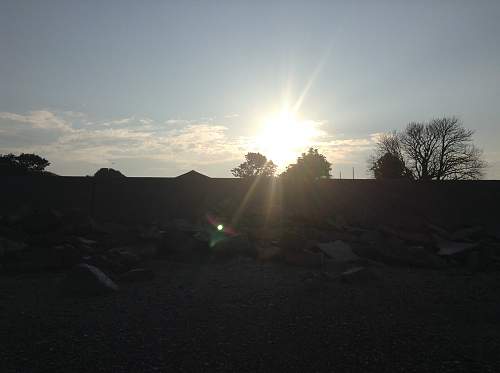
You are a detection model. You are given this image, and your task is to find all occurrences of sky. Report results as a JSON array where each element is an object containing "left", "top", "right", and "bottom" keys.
[{"left": 1, "top": 0, "right": 499, "bottom": 178}]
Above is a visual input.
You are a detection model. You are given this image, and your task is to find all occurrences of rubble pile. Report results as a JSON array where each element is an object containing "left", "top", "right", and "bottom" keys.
[{"left": 1, "top": 207, "right": 499, "bottom": 295}]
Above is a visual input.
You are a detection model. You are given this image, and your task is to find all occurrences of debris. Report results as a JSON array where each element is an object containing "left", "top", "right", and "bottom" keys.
[
  {"left": 356, "top": 230, "right": 383, "bottom": 244},
  {"left": 0, "top": 237, "right": 27, "bottom": 257},
  {"left": 256, "top": 245, "right": 283, "bottom": 262},
  {"left": 283, "top": 249, "right": 323, "bottom": 268},
  {"left": 451, "top": 226, "right": 484, "bottom": 242},
  {"left": 119, "top": 268, "right": 155, "bottom": 282},
  {"left": 338, "top": 267, "right": 377, "bottom": 283},
  {"left": 61, "top": 263, "right": 118, "bottom": 296},
  {"left": 316, "top": 241, "right": 360, "bottom": 262},
  {"left": 436, "top": 239, "right": 479, "bottom": 256}
]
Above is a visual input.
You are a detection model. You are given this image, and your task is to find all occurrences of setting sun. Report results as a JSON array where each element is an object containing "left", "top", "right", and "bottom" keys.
[{"left": 255, "top": 109, "right": 322, "bottom": 169}]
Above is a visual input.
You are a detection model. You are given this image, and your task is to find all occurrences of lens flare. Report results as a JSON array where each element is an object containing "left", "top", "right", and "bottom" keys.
[{"left": 217, "top": 224, "right": 224, "bottom": 231}]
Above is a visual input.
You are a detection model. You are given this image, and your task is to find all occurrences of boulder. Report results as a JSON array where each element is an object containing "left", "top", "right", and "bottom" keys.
[
  {"left": 436, "top": 239, "right": 479, "bottom": 256},
  {"left": 211, "top": 234, "right": 254, "bottom": 259},
  {"left": 119, "top": 268, "right": 155, "bottom": 282},
  {"left": 86, "top": 254, "right": 128, "bottom": 275},
  {"left": 0, "top": 237, "right": 27, "bottom": 258},
  {"left": 256, "top": 245, "right": 283, "bottom": 262},
  {"left": 356, "top": 230, "right": 383, "bottom": 244},
  {"left": 338, "top": 267, "right": 377, "bottom": 283},
  {"left": 283, "top": 249, "right": 323, "bottom": 268},
  {"left": 355, "top": 242, "right": 446, "bottom": 268},
  {"left": 156, "top": 228, "right": 210, "bottom": 262},
  {"left": 315, "top": 241, "right": 360, "bottom": 262},
  {"left": 61, "top": 263, "right": 118, "bottom": 296},
  {"left": 450, "top": 226, "right": 484, "bottom": 242},
  {"left": 13, "top": 209, "right": 64, "bottom": 235}
]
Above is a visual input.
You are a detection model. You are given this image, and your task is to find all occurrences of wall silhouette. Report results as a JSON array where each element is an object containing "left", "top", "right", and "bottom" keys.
[{"left": 1, "top": 176, "right": 499, "bottom": 229}]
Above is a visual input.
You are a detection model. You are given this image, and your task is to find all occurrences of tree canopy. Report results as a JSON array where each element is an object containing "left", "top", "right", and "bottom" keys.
[
  {"left": 94, "top": 168, "right": 126, "bottom": 178},
  {"left": 369, "top": 152, "right": 411, "bottom": 179},
  {"left": 231, "top": 152, "right": 277, "bottom": 178},
  {"left": 281, "top": 148, "right": 331, "bottom": 181},
  {"left": 0, "top": 153, "right": 51, "bottom": 175}
]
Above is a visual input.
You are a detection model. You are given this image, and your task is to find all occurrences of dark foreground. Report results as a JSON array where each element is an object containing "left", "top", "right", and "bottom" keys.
[{"left": 1, "top": 258, "right": 499, "bottom": 373}]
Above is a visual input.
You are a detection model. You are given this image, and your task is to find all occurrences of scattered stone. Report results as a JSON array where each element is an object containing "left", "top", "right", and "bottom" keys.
[
  {"left": 119, "top": 268, "right": 155, "bottom": 282},
  {"left": 356, "top": 230, "right": 383, "bottom": 244},
  {"left": 451, "top": 226, "right": 484, "bottom": 242},
  {"left": 256, "top": 245, "right": 283, "bottom": 262},
  {"left": 0, "top": 237, "right": 27, "bottom": 257},
  {"left": 211, "top": 234, "right": 254, "bottom": 259},
  {"left": 283, "top": 249, "right": 323, "bottom": 268},
  {"left": 316, "top": 241, "right": 360, "bottom": 262},
  {"left": 61, "top": 263, "right": 118, "bottom": 296},
  {"left": 436, "top": 239, "right": 479, "bottom": 256},
  {"left": 427, "top": 223, "right": 452, "bottom": 240},
  {"left": 338, "top": 266, "right": 377, "bottom": 283}
]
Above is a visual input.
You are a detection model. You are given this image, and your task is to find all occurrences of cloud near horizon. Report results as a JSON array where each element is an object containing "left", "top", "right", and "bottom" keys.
[{"left": 0, "top": 109, "right": 380, "bottom": 177}]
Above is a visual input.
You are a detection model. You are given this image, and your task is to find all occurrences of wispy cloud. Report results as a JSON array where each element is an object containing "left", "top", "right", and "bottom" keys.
[
  {"left": 0, "top": 109, "right": 381, "bottom": 176},
  {"left": 0, "top": 110, "right": 72, "bottom": 132}
]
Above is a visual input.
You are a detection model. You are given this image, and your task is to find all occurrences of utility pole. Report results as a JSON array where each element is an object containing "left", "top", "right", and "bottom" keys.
[
  {"left": 340, "top": 170, "right": 342, "bottom": 180},
  {"left": 352, "top": 167, "right": 355, "bottom": 180}
]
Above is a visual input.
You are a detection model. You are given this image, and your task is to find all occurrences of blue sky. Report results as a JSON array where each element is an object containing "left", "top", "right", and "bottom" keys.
[{"left": 1, "top": 0, "right": 499, "bottom": 178}]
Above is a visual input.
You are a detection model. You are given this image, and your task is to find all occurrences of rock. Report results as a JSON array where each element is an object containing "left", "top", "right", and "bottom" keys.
[
  {"left": 355, "top": 242, "right": 446, "bottom": 268},
  {"left": 356, "top": 230, "right": 383, "bottom": 244},
  {"left": 86, "top": 254, "right": 127, "bottom": 275},
  {"left": 465, "top": 251, "right": 480, "bottom": 272},
  {"left": 277, "top": 230, "right": 308, "bottom": 252},
  {"left": 256, "top": 245, "right": 283, "bottom": 262},
  {"left": 427, "top": 223, "right": 452, "bottom": 240},
  {"left": 49, "top": 243, "right": 84, "bottom": 269},
  {"left": 338, "top": 267, "right": 377, "bottom": 283},
  {"left": 283, "top": 249, "right": 323, "bottom": 268},
  {"left": 156, "top": 228, "right": 210, "bottom": 261},
  {"left": 14, "top": 209, "right": 64, "bottom": 235},
  {"left": 115, "top": 250, "right": 141, "bottom": 269},
  {"left": 119, "top": 268, "right": 155, "bottom": 282},
  {"left": 61, "top": 263, "right": 118, "bottom": 296},
  {"left": 211, "top": 234, "right": 254, "bottom": 259},
  {"left": 0, "top": 237, "right": 27, "bottom": 258},
  {"left": 122, "top": 243, "right": 157, "bottom": 259},
  {"left": 436, "top": 239, "right": 479, "bottom": 256},
  {"left": 316, "top": 241, "right": 360, "bottom": 262},
  {"left": 451, "top": 226, "right": 484, "bottom": 242},
  {"left": 138, "top": 225, "right": 164, "bottom": 240}
]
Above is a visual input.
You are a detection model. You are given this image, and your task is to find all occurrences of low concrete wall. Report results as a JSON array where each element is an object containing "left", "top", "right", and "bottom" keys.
[{"left": 1, "top": 176, "right": 499, "bottom": 229}]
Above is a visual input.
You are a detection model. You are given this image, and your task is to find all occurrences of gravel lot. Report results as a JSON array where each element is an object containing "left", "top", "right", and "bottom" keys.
[{"left": 1, "top": 258, "right": 499, "bottom": 372}]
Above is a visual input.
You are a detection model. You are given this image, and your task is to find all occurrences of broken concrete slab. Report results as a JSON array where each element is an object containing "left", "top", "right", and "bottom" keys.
[
  {"left": 283, "top": 249, "right": 323, "bottom": 268},
  {"left": 61, "top": 263, "right": 118, "bottom": 296},
  {"left": 256, "top": 245, "right": 283, "bottom": 262},
  {"left": 338, "top": 266, "right": 377, "bottom": 283},
  {"left": 119, "top": 268, "right": 155, "bottom": 282},
  {"left": 450, "top": 226, "right": 484, "bottom": 242},
  {"left": 316, "top": 241, "right": 360, "bottom": 262},
  {"left": 436, "top": 240, "right": 479, "bottom": 256}
]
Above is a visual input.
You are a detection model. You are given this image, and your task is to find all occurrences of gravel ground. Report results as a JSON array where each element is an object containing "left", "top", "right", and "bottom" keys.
[{"left": 1, "top": 258, "right": 499, "bottom": 372}]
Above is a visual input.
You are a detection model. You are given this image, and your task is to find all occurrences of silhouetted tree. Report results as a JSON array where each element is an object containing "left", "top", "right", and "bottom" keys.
[
  {"left": 0, "top": 153, "right": 50, "bottom": 175},
  {"left": 370, "top": 117, "right": 486, "bottom": 180},
  {"left": 17, "top": 153, "right": 50, "bottom": 172},
  {"left": 94, "top": 168, "right": 126, "bottom": 178},
  {"left": 231, "top": 152, "right": 277, "bottom": 178},
  {"left": 370, "top": 152, "right": 411, "bottom": 179},
  {"left": 281, "top": 148, "right": 331, "bottom": 180}
]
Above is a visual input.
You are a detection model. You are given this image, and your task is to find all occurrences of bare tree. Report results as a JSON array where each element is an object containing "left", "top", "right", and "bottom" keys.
[
  {"left": 369, "top": 117, "right": 486, "bottom": 181},
  {"left": 430, "top": 117, "right": 486, "bottom": 180}
]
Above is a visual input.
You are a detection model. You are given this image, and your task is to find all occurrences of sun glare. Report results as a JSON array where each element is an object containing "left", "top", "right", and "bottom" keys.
[{"left": 255, "top": 109, "right": 320, "bottom": 169}]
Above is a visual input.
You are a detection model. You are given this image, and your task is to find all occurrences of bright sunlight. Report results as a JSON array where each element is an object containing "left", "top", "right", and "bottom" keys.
[{"left": 255, "top": 109, "right": 322, "bottom": 169}]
